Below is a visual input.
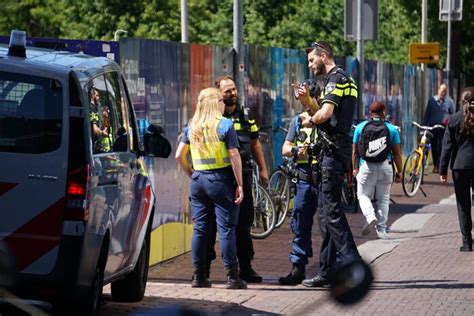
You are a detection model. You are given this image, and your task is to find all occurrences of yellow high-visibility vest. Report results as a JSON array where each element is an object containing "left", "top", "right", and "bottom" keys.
[{"left": 190, "top": 118, "right": 231, "bottom": 170}]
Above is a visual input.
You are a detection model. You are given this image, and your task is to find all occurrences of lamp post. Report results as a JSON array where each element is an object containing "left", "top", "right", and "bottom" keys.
[{"left": 114, "top": 30, "right": 128, "bottom": 42}]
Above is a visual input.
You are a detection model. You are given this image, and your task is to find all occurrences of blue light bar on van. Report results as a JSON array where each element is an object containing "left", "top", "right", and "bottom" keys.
[{"left": 8, "top": 30, "right": 27, "bottom": 58}]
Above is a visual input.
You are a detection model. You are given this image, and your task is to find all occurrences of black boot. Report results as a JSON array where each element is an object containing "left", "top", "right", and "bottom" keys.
[
  {"left": 191, "top": 267, "right": 211, "bottom": 288},
  {"left": 239, "top": 261, "right": 262, "bottom": 283},
  {"left": 278, "top": 263, "right": 306, "bottom": 285},
  {"left": 226, "top": 266, "right": 247, "bottom": 289},
  {"left": 205, "top": 261, "right": 211, "bottom": 279}
]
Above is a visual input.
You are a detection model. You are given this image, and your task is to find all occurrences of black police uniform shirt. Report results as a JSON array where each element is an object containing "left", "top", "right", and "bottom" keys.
[
  {"left": 319, "top": 66, "right": 358, "bottom": 164},
  {"left": 224, "top": 105, "right": 259, "bottom": 172}
]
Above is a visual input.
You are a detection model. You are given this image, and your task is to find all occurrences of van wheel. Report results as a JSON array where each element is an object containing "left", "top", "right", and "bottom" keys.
[
  {"left": 111, "top": 229, "right": 150, "bottom": 302},
  {"left": 65, "top": 255, "right": 104, "bottom": 316},
  {"left": 87, "top": 265, "right": 104, "bottom": 315}
]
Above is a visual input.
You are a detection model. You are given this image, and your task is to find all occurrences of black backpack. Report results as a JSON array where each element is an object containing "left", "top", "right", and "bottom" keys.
[{"left": 358, "top": 120, "right": 391, "bottom": 162}]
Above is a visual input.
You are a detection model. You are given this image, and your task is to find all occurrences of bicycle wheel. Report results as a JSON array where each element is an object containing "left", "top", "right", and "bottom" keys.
[
  {"left": 251, "top": 183, "right": 277, "bottom": 239},
  {"left": 268, "top": 169, "right": 291, "bottom": 228},
  {"left": 402, "top": 151, "right": 423, "bottom": 197}
]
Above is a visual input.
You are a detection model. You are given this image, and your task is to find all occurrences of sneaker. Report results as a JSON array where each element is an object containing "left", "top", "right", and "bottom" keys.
[
  {"left": 376, "top": 229, "right": 389, "bottom": 239},
  {"left": 239, "top": 268, "right": 263, "bottom": 283},
  {"left": 361, "top": 219, "right": 376, "bottom": 236},
  {"left": 432, "top": 166, "right": 439, "bottom": 174},
  {"left": 302, "top": 274, "right": 331, "bottom": 288}
]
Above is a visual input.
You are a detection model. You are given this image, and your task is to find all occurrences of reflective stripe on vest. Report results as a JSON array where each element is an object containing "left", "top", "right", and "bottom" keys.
[
  {"left": 190, "top": 118, "right": 231, "bottom": 170},
  {"left": 296, "top": 127, "right": 317, "bottom": 164}
]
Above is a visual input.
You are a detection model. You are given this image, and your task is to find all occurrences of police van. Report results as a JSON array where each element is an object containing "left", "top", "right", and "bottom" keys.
[{"left": 0, "top": 31, "right": 168, "bottom": 314}]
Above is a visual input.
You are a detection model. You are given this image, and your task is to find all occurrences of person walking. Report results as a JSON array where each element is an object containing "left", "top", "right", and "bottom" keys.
[
  {"left": 352, "top": 101, "right": 403, "bottom": 239},
  {"left": 278, "top": 84, "right": 320, "bottom": 285},
  {"left": 205, "top": 76, "right": 268, "bottom": 283},
  {"left": 439, "top": 87, "right": 474, "bottom": 252},
  {"left": 175, "top": 87, "right": 246, "bottom": 289},
  {"left": 423, "top": 83, "right": 455, "bottom": 173},
  {"left": 300, "top": 41, "right": 361, "bottom": 287}
]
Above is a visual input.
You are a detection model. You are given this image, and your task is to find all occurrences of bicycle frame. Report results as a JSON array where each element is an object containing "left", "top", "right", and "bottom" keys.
[{"left": 402, "top": 121, "right": 444, "bottom": 197}]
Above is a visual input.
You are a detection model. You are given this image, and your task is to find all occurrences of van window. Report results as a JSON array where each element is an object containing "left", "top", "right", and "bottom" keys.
[
  {"left": 0, "top": 71, "right": 62, "bottom": 154},
  {"left": 104, "top": 72, "right": 128, "bottom": 152}
]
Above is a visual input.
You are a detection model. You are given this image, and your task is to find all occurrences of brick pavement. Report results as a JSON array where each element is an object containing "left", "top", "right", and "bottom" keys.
[{"left": 101, "top": 172, "right": 473, "bottom": 315}]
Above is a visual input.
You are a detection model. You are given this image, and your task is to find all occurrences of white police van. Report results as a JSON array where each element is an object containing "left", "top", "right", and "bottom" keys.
[{"left": 0, "top": 31, "right": 169, "bottom": 315}]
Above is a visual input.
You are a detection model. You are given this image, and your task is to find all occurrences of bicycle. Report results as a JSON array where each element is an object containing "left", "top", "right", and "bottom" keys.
[
  {"left": 402, "top": 121, "right": 445, "bottom": 197},
  {"left": 268, "top": 152, "right": 299, "bottom": 228},
  {"left": 250, "top": 160, "right": 277, "bottom": 239}
]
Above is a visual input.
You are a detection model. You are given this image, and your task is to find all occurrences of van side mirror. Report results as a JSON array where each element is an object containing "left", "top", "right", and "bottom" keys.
[{"left": 144, "top": 124, "right": 172, "bottom": 158}]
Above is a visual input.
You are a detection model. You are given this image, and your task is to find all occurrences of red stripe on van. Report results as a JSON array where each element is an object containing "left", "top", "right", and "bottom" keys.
[
  {"left": 139, "top": 184, "right": 152, "bottom": 231},
  {"left": 0, "top": 182, "right": 17, "bottom": 196},
  {"left": 4, "top": 197, "right": 65, "bottom": 271}
]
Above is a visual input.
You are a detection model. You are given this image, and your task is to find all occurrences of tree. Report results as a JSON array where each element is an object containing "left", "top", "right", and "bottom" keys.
[{"left": 1, "top": 0, "right": 473, "bottom": 85}]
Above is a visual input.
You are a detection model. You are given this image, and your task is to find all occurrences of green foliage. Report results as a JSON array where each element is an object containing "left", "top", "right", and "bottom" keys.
[{"left": 0, "top": 0, "right": 473, "bottom": 84}]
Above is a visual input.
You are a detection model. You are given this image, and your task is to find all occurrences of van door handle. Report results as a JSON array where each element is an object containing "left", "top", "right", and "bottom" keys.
[{"left": 98, "top": 179, "right": 118, "bottom": 186}]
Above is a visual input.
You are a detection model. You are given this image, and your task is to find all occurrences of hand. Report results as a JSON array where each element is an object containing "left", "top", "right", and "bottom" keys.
[
  {"left": 353, "top": 168, "right": 359, "bottom": 178},
  {"left": 259, "top": 170, "right": 269, "bottom": 187},
  {"left": 298, "top": 146, "right": 308, "bottom": 160},
  {"left": 299, "top": 112, "right": 313, "bottom": 128},
  {"left": 234, "top": 185, "right": 244, "bottom": 205},
  {"left": 395, "top": 172, "right": 402, "bottom": 183},
  {"left": 292, "top": 83, "right": 310, "bottom": 100},
  {"left": 440, "top": 175, "right": 448, "bottom": 183}
]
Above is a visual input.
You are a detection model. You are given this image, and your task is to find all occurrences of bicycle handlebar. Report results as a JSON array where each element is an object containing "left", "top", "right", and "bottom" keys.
[{"left": 412, "top": 121, "right": 445, "bottom": 131}]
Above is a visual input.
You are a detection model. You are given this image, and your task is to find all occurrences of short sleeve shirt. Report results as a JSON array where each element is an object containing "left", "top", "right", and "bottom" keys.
[
  {"left": 320, "top": 67, "right": 358, "bottom": 137},
  {"left": 181, "top": 117, "right": 239, "bottom": 150},
  {"left": 353, "top": 118, "right": 401, "bottom": 165}
]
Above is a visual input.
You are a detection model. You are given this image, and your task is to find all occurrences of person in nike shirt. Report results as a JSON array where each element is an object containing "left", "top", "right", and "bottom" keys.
[{"left": 352, "top": 101, "right": 403, "bottom": 239}]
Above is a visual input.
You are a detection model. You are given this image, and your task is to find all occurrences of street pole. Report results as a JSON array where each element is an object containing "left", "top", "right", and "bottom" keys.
[
  {"left": 446, "top": 0, "right": 452, "bottom": 90},
  {"left": 356, "top": 0, "right": 364, "bottom": 120},
  {"left": 233, "top": 0, "right": 244, "bottom": 106},
  {"left": 421, "top": 0, "right": 427, "bottom": 118},
  {"left": 181, "top": 0, "right": 188, "bottom": 43}
]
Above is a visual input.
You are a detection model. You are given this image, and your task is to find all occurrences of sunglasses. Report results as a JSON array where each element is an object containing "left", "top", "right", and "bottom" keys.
[{"left": 306, "top": 42, "right": 329, "bottom": 55}]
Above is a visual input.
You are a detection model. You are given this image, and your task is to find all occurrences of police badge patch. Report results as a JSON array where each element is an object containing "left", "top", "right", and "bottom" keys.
[{"left": 326, "top": 82, "right": 336, "bottom": 94}]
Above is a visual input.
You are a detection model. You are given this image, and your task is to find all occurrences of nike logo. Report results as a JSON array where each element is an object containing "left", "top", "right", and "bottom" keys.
[{"left": 365, "top": 136, "right": 387, "bottom": 157}]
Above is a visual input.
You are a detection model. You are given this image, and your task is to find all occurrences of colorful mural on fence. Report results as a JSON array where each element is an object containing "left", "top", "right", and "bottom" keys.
[{"left": 2, "top": 34, "right": 441, "bottom": 265}]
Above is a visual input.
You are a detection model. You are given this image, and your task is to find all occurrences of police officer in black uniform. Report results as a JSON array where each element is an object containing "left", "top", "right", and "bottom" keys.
[
  {"left": 206, "top": 76, "right": 269, "bottom": 283},
  {"left": 300, "top": 41, "right": 361, "bottom": 287}
]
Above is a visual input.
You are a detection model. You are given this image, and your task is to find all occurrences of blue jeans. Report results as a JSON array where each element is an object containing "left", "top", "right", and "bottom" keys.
[
  {"left": 190, "top": 169, "right": 239, "bottom": 269},
  {"left": 289, "top": 180, "right": 318, "bottom": 265}
]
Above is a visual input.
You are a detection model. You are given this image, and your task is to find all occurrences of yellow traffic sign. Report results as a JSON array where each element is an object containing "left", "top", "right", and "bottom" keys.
[{"left": 409, "top": 42, "right": 440, "bottom": 64}]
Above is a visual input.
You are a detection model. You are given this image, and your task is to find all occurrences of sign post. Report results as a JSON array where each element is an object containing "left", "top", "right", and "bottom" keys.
[{"left": 409, "top": 42, "right": 440, "bottom": 64}]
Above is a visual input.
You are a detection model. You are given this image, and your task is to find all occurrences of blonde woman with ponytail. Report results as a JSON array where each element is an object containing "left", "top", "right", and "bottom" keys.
[
  {"left": 175, "top": 87, "right": 246, "bottom": 289},
  {"left": 440, "top": 87, "right": 474, "bottom": 252}
]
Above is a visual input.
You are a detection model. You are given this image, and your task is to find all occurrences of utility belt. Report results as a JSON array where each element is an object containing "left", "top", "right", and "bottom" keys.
[{"left": 295, "top": 164, "right": 321, "bottom": 184}]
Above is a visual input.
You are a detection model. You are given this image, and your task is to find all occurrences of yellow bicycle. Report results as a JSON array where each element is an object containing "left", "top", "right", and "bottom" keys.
[{"left": 402, "top": 121, "right": 444, "bottom": 197}]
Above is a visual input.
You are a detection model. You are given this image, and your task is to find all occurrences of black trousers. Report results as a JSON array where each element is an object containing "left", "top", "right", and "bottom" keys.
[
  {"left": 431, "top": 128, "right": 445, "bottom": 169},
  {"left": 452, "top": 169, "right": 474, "bottom": 248},
  {"left": 206, "top": 171, "right": 255, "bottom": 270},
  {"left": 316, "top": 156, "right": 360, "bottom": 277}
]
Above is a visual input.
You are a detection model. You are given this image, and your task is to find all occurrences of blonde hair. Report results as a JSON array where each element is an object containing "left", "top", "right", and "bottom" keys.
[{"left": 189, "top": 87, "right": 223, "bottom": 151}]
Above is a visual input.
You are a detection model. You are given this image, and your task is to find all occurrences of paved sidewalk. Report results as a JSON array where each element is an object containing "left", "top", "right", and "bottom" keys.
[{"left": 103, "top": 173, "right": 474, "bottom": 315}]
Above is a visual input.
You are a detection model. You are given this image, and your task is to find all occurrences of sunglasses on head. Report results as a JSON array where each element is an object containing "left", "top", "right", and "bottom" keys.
[
  {"left": 309, "top": 42, "right": 325, "bottom": 49},
  {"left": 307, "top": 42, "right": 328, "bottom": 54}
]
